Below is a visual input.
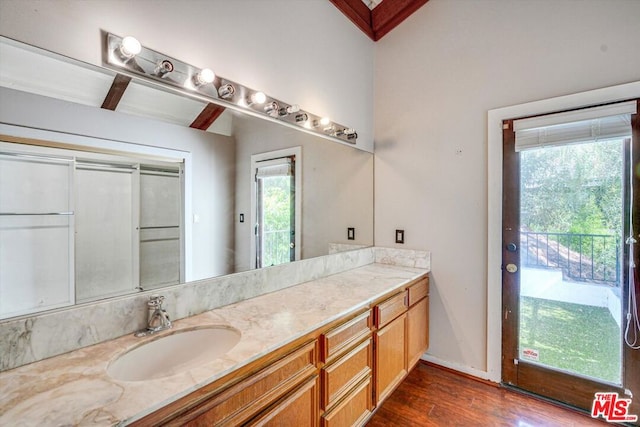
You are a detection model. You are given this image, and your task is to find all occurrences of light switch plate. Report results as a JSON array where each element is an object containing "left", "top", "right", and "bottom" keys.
[{"left": 395, "top": 229, "right": 404, "bottom": 244}]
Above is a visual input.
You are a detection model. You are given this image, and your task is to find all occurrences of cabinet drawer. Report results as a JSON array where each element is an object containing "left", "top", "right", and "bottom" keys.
[
  {"left": 182, "top": 341, "right": 317, "bottom": 426},
  {"left": 321, "top": 337, "right": 372, "bottom": 410},
  {"left": 321, "top": 376, "right": 373, "bottom": 427},
  {"left": 375, "top": 291, "right": 407, "bottom": 329},
  {"left": 407, "top": 277, "right": 429, "bottom": 307},
  {"left": 247, "top": 375, "right": 319, "bottom": 427},
  {"left": 320, "top": 310, "right": 371, "bottom": 362}
]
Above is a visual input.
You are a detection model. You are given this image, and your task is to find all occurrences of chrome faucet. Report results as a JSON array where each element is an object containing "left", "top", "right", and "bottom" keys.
[{"left": 135, "top": 295, "right": 172, "bottom": 337}]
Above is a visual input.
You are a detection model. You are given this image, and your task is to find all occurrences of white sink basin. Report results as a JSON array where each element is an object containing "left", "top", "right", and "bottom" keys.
[{"left": 107, "top": 326, "right": 241, "bottom": 381}]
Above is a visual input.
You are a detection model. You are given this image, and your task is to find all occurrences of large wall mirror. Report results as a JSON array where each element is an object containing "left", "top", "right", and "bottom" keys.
[{"left": 0, "top": 36, "right": 374, "bottom": 320}]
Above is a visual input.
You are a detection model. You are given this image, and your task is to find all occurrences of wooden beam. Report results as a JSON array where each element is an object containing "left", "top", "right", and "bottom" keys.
[
  {"left": 190, "top": 103, "right": 226, "bottom": 130},
  {"left": 101, "top": 73, "right": 131, "bottom": 110},
  {"left": 330, "top": 0, "right": 428, "bottom": 41},
  {"left": 329, "top": 0, "right": 375, "bottom": 41},
  {"left": 372, "top": 0, "right": 429, "bottom": 41}
]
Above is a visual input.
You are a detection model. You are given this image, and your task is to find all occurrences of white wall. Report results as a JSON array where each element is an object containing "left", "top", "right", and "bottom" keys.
[
  {"left": 233, "top": 114, "right": 374, "bottom": 272},
  {"left": 0, "top": 87, "right": 236, "bottom": 281},
  {"left": 374, "top": 0, "right": 640, "bottom": 378},
  {"left": 0, "top": 0, "right": 375, "bottom": 152}
]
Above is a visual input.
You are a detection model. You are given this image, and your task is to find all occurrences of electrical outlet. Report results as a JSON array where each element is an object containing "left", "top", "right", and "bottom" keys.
[
  {"left": 239, "top": 213, "right": 245, "bottom": 223},
  {"left": 347, "top": 227, "right": 355, "bottom": 240},
  {"left": 395, "top": 229, "right": 404, "bottom": 244}
]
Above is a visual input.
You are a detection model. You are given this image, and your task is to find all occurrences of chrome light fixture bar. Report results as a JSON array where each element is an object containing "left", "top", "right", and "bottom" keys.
[{"left": 103, "top": 33, "right": 357, "bottom": 144}]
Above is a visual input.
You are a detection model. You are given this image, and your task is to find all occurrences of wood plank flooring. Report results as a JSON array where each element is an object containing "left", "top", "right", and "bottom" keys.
[{"left": 367, "top": 362, "right": 610, "bottom": 426}]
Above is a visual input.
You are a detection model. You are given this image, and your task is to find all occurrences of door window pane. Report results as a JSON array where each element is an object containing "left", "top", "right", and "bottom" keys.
[{"left": 518, "top": 139, "right": 623, "bottom": 384}]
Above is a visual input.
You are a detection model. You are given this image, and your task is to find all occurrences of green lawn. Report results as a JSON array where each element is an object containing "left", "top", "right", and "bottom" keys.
[{"left": 519, "top": 297, "right": 621, "bottom": 384}]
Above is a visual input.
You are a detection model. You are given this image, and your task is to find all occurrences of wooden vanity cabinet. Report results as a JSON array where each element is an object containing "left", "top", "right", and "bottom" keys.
[
  {"left": 407, "top": 277, "right": 430, "bottom": 370},
  {"left": 373, "top": 291, "right": 408, "bottom": 405},
  {"left": 133, "top": 274, "right": 430, "bottom": 427}
]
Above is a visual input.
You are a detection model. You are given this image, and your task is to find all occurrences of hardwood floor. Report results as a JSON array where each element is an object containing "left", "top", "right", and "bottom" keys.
[{"left": 367, "top": 362, "right": 610, "bottom": 426}]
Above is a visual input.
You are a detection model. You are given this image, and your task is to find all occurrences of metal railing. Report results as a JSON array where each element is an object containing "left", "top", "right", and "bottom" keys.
[{"left": 520, "top": 231, "right": 620, "bottom": 285}]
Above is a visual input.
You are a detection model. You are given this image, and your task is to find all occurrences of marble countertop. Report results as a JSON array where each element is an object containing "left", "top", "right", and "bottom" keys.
[{"left": 0, "top": 263, "right": 428, "bottom": 426}]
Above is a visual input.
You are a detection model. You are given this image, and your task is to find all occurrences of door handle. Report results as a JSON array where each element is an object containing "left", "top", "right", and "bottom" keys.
[{"left": 506, "top": 263, "right": 518, "bottom": 273}]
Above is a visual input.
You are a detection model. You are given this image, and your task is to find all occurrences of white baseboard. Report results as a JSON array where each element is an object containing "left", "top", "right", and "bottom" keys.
[{"left": 421, "top": 354, "right": 499, "bottom": 383}]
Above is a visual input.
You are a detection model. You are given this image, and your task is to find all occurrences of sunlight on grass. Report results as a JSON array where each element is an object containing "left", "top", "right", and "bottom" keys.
[{"left": 519, "top": 297, "right": 621, "bottom": 384}]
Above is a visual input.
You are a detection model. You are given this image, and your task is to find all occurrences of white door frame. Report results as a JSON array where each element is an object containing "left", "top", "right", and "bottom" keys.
[{"left": 486, "top": 81, "right": 640, "bottom": 383}]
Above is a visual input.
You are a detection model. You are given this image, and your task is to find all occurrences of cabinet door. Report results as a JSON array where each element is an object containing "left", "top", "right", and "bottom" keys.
[
  {"left": 374, "top": 312, "right": 407, "bottom": 405},
  {"left": 248, "top": 375, "right": 319, "bottom": 427},
  {"left": 407, "top": 296, "right": 429, "bottom": 370}
]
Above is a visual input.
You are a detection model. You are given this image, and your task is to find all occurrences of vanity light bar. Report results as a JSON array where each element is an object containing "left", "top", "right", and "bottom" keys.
[{"left": 103, "top": 33, "right": 357, "bottom": 144}]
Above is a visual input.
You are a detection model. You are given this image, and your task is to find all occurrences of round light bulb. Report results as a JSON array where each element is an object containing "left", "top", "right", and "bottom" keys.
[
  {"left": 197, "top": 68, "right": 215, "bottom": 85},
  {"left": 250, "top": 91, "right": 266, "bottom": 104},
  {"left": 120, "top": 36, "right": 141, "bottom": 58},
  {"left": 320, "top": 117, "right": 331, "bottom": 126}
]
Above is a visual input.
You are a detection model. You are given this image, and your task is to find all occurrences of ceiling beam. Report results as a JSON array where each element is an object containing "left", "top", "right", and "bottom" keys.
[
  {"left": 190, "top": 103, "right": 226, "bottom": 130},
  {"left": 101, "top": 73, "right": 131, "bottom": 110},
  {"left": 372, "top": 0, "right": 429, "bottom": 41},
  {"left": 330, "top": 0, "right": 428, "bottom": 42}
]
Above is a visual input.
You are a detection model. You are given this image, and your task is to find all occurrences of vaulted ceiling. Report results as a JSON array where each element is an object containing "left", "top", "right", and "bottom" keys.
[{"left": 331, "top": 0, "right": 429, "bottom": 41}]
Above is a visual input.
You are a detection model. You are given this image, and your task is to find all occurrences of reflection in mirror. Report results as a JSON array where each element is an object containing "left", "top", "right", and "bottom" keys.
[
  {"left": 0, "top": 144, "right": 184, "bottom": 319},
  {"left": 0, "top": 36, "right": 374, "bottom": 320}
]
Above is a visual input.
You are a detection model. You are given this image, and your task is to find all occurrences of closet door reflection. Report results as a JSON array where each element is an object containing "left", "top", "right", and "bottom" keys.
[
  {"left": 139, "top": 167, "right": 182, "bottom": 290},
  {"left": 0, "top": 153, "right": 74, "bottom": 319},
  {"left": 75, "top": 162, "right": 138, "bottom": 302},
  {"left": 1, "top": 142, "right": 185, "bottom": 313}
]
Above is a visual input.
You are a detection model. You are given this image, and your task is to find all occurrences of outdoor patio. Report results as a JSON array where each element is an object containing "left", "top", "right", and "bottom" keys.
[{"left": 521, "top": 267, "right": 621, "bottom": 327}]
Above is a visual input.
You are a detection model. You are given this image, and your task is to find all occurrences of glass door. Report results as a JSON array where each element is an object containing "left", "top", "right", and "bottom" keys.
[
  {"left": 502, "top": 101, "right": 640, "bottom": 414},
  {"left": 518, "top": 139, "right": 624, "bottom": 384}
]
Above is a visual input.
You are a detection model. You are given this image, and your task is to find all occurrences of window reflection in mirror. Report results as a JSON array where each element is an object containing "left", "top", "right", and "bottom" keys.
[{"left": 253, "top": 150, "right": 299, "bottom": 268}]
